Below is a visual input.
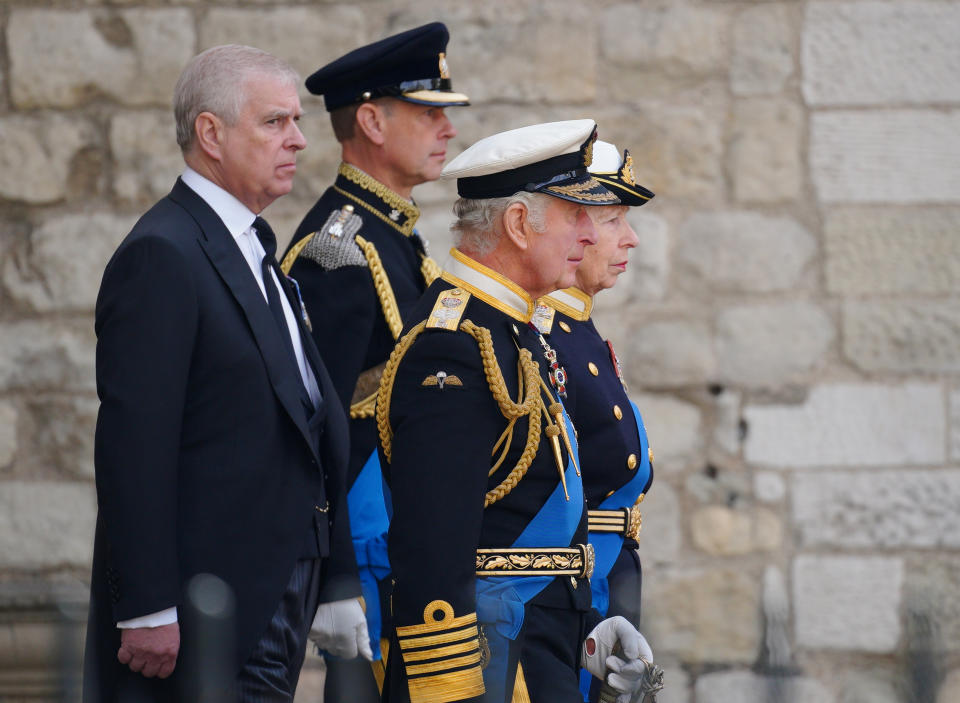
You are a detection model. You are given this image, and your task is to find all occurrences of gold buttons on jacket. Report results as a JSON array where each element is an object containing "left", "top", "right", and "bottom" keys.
[
  {"left": 559, "top": 321, "right": 571, "bottom": 333},
  {"left": 627, "top": 454, "right": 638, "bottom": 470},
  {"left": 613, "top": 405, "right": 623, "bottom": 420},
  {"left": 588, "top": 362, "right": 599, "bottom": 376}
]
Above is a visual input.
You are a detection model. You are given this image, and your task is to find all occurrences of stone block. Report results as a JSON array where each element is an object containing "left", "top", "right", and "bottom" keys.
[
  {"left": 843, "top": 300, "right": 960, "bottom": 373},
  {"left": 825, "top": 208, "right": 960, "bottom": 296},
  {"left": 0, "top": 482, "right": 96, "bottom": 569},
  {"left": 811, "top": 110, "right": 960, "bottom": 204},
  {"left": 0, "top": 402, "right": 17, "bottom": 470},
  {"left": 4, "top": 213, "right": 134, "bottom": 313},
  {"left": 677, "top": 212, "right": 816, "bottom": 294},
  {"left": 754, "top": 472, "right": 785, "bottom": 503},
  {"left": 903, "top": 555, "right": 960, "bottom": 654},
  {"left": 686, "top": 467, "right": 752, "bottom": 506},
  {"left": 803, "top": 2, "right": 960, "bottom": 107},
  {"left": 600, "top": 3, "right": 731, "bottom": 78},
  {"left": 713, "top": 389, "right": 742, "bottom": 455},
  {"left": 199, "top": 7, "right": 367, "bottom": 87},
  {"left": 655, "top": 665, "right": 690, "bottom": 703},
  {"left": 716, "top": 302, "right": 834, "bottom": 386},
  {"left": 952, "top": 389, "right": 960, "bottom": 462},
  {"left": 645, "top": 567, "right": 761, "bottom": 664},
  {"left": 744, "top": 383, "right": 945, "bottom": 468},
  {"left": 731, "top": 4, "right": 795, "bottom": 96},
  {"left": 729, "top": 97, "right": 803, "bottom": 203},
  {"left": 0, "top": 115, "right": 98, "bottom": 204},
  {"left": 635, "top": 481, "right": 681, "bottom": 567},
  {"left": 691, "top": 505, "right": 781, "bottom": 555},
  {"left": 622, "top": 318, "right": 715, "bottom": 389},
  {"left": 694, "top": 670, "right": 835, "bottom": 703},
  {"left": 840, "top": 670, "right": 906, "bottom": 703},
  {"left": 110, "top": 111, "right": 184, "bottom": 204},
  {"left": 0, "top": 322, "right": 96, "bottom": 393},
  {"left": 794, "top": 469, "right": 960, "bottom": 549},
  {"left": 939, "top": 668, "right": 960, "bottom": 703},
  {"left": 592, "top": 211, "right": 670, "bottom": 309},
  {"left": 8, "top": 8, "right": 194, "bottom": 108},
  {"left": 27, "top": 396, "right": 99, "bottom": 480},
  {"left": 794, "top": 554, "right": 902, "bottom": 652},
  {"left": 632, "top": 393, "right": 704, "bottom": 473}
]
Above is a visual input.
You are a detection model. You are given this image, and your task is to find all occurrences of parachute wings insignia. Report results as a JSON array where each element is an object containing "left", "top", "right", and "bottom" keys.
[{"left": 421, "top": 371, "right": 463, "bottom": 389}]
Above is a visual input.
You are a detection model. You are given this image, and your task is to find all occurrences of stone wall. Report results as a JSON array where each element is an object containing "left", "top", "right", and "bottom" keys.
[{"left": 1, "top": 1, "right": 958, "bottom": 701}]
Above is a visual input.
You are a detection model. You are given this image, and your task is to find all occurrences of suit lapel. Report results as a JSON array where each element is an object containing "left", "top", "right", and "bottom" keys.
[{"left": 168, "top": 180, "right": 317, "bottom": 456}]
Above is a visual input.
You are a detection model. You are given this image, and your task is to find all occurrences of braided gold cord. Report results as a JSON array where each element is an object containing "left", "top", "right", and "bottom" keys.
[
  {"left": 356, "top": 235, "right": 403, "bottom": 340},
  {"left": 420, "top": 255, "right": 443, "bottom": 286},
  {"left": 377, "top": 320, "right": 429, "bottom": 464},
  {"left": 350, "top": 393, "right": 377, "bottom": 419}
]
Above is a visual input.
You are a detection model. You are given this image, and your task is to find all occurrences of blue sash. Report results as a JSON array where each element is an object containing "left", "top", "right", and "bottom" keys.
[
  {"left": 346, "top": 450, "right": 391, "bottom": 659},
  {"left": 477, "top": 410, "right": 583, "bottom": 702}
]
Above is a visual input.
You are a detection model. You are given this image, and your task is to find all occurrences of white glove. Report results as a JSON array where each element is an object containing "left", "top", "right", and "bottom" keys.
[
  {"left": 309, "top": 598, "right": 373, "bottom": 661},
  {"left": 605, "top": 656, "right": 653, "bottom": 702},
  {"left": 580, "top": 616, "right": 653, "bottom": 685}
]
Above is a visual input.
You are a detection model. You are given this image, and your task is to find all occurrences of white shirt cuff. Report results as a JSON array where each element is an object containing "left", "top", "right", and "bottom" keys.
[{"left": 116, "top": 607, "right": 178, "bottom": 629}]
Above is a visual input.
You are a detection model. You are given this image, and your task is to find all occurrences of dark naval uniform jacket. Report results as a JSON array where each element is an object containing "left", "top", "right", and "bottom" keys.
[
  {"left": 378, "top": 249, "right": 594, "bottom": 703},
  {"left": 281, "top": 162, "right": 442, "bottom": 660},
  {"left": 536, "top": 288, "right": 654, "bottom": 624}
]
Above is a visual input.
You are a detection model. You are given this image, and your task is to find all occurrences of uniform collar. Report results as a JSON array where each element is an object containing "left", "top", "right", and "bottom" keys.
[
  {"left": 541, "top": 287, "right": 592, "bottom": 321},
  {"left": 333, "top": 162, "right": 420, "bottom": 236},
  {"left": 441, "top": 248, "right": 535, "bottom": 322}
]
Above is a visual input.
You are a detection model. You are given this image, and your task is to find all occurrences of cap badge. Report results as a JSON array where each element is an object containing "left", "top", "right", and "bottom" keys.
[
  {"left": 582, "top": 128, "right": 598, "bottom": 168},
  {"left": 621, "top": 151, "right": 637, "bottom": 186},
  {"left": 438, "top": 52, "right": 450, "bottom": 79}
]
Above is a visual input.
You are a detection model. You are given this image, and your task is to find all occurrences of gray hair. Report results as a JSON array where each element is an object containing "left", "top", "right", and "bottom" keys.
[
  {"left": 451, "top": 191, "right": 551, "bottom": 256},
  {"left": 174, "top": 44, "right": 300, "bottom": 153}
]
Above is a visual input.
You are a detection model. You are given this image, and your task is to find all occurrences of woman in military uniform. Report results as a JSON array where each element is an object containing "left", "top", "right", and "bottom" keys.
[{"left": 537, "top": 140, "right": 659, "bottom": 702}]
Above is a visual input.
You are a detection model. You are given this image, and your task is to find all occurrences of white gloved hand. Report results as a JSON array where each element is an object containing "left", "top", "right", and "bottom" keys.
[
  {"left": 309, "top": 598, "right": 373, "bottom": 661},
  {"left": 605, "top": 656, "right": 653, "bottom": 702},
  {"left": 580, "top": 616, "right": 653, "bottom": 684}
]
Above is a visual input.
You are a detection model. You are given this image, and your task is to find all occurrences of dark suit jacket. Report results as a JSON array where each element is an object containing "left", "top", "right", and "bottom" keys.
[{"left": 83, "top": 178, "right": 360, "bottom": 701}]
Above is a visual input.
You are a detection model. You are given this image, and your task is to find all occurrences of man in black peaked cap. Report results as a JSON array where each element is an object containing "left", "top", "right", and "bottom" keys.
[{"left": 280, "top": 22, "right": 469, "bottom": 702}]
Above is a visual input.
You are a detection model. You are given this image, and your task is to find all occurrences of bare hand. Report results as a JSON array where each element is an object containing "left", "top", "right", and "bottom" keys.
[{"left": 117, "top": 622, "right": 180, "bottom": 678}]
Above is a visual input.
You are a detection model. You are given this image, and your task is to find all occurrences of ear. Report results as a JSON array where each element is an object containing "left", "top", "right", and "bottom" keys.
[
  {"left": 355, "top": 102, "right": 388, "bottom": 146},
  {"left": 502, "top": 202, "right": 531, "bottom": 251},
  {"left": 194, "top": 111, "right": 225, "bottom": 162}
]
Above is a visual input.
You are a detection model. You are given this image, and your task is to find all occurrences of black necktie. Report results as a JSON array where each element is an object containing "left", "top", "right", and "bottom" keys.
[{"left": 253, "top": 217, "right": 306, "bottom": 393}]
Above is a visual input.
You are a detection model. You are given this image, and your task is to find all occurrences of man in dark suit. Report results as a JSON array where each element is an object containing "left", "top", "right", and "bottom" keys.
[
  {"left": 83, "top": 44, "right": 367, "bottom": 702},
  {"left": 280, "top": 22, "right": 468, "bottom": 701}
]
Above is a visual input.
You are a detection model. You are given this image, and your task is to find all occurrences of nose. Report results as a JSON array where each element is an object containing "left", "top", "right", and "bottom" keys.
[
  {"left": 288, "top": 120, "right": 307, "bottom": 151},
  {"left": 623, "top": 221, "right": 639, "bottom": 249},
  {"left": 578, "top": 209, "right": 598, "bottom": 245},
  {"left": 439, "top": 111, "right": 457, "bottom": 140}
]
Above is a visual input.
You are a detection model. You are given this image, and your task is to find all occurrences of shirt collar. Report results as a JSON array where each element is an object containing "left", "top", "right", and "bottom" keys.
[
  {"left": 181, "top": 167, "right": 257, "bottom": 242},
  {"left": 441, "top": 248, "right": 534, "bottom": 322}
]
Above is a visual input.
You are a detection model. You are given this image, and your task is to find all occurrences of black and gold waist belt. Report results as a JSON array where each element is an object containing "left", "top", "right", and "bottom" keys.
[
  {"left": 588, "top": 504, "right": 642, "bottom": 540},
  {"left": 476, "top": 544, "right": 594, "bottom": 579}
]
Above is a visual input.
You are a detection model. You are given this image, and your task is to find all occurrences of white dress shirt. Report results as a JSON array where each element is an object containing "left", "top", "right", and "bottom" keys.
[{"left": 117, "top": 169, "right": 320, "bottom": 630}]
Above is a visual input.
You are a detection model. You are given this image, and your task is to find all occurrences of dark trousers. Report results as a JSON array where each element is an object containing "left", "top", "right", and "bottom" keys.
[
  {"left": 237, "top": 558, "right": 323, "bottom": 703},
  {"left": 520, "top": 604, "right": 588, "bottom": 702}
]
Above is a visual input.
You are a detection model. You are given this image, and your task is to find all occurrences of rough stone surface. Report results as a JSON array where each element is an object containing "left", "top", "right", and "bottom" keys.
[
  {"left": 694, "top": 670, "right": 835, "bottom": 703},
  {"left": 938, "top": 668, "right": 960, "bottom": 703},
  {"left": 634, "top": 480, "right": 681, "bottom": 567},
  {"left": 745, "top": 383, "right": 945, "bottom": 468},
  {"left": 8, "top": 8, "right": 194, "bottom": 108},
  {"left": 0, "top": 482, "right": 96, "bottom": 569},
  {"left": 840, "top": 670, "right": 906, "bottom": 703},
  {"left": 0, "top": 402, "right": 17, "bottom": 470},
  {"left": 716, "top": 301, "right": 834, "bottom": 387},
  {"left": 754, "top": 472, "right": 786, "bottom": 503},
  {"left": 4, "top": 213, "right": 135, "bottom": 313},
  {"left": 592, "top": 210, "right": 670, "bottom": 309},
  {"left": 631, "top": 393, "right": 703, "bottom": 473},
  {"left": 110, "top": 111, "right": 184, "bottom": 204},
  {"left": 731, "top": 4, "right": 795, "bottom": 96},
  {"left": 623, "top": 318, "right": 715, "bottom": 389},
  {"left": 690, "top": 505, "right": 781, "bottom": 555},
  {"left": 902, "top": 555, "right": 960, "bottom": 654},
  {"left": 825, "top": 208, "right": 960, "bottom": 295},
  {"left": 729, "top": 97, "right": 803, "bottom": 203},
  {"left": 803, "top": 2, "right": 960, "bottom": 107},
  {"left": 843, "top": 300, "right": 960, "bottom": 373},
  {"left": 0, "top": 322, "right": 96, "bottom": 393},
  {"left": 677, "top": 212, "right": 816, "bottom": 294},
  {"left": 811, "top": 110, "right": 960, "bottom": 204},
  {"left": 646, "top": 567, "right": 761, "bottom": 663},
  {"left": 794, "top": 555, "right": 902, "bottom": 652},
  {"left": 794, "top": 469, "right": 960, "bottom": 549},
  {"left": 713, "top": 389, "right": 741, "bottom": 455},
  {"left": 952, "top": 388, "right": 960, "bottom": 462},
  {"left": 0, "top": 114, "right": 98, "bottom": 204},
  {"left": 686, "top": 467, "right": 752, "bottom": 507},
  {"left": 27, "top": 396, "right": 99, "bottom": 480}
]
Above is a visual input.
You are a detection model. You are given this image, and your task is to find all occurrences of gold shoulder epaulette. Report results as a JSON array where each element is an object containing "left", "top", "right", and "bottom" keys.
[{"left": 425, "top": 287, "right": 471, "bottom": 331}]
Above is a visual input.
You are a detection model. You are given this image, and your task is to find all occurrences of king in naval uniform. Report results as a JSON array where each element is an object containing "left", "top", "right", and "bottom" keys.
[
  {"left": 377, "top": 121, "right": 655, "bottom": 703},
  {"left": 536, "top": 140, "right": 664, "bottom": 702},
  {"left": 280, "top": 22, "right": 469, "bottom": 701}
]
